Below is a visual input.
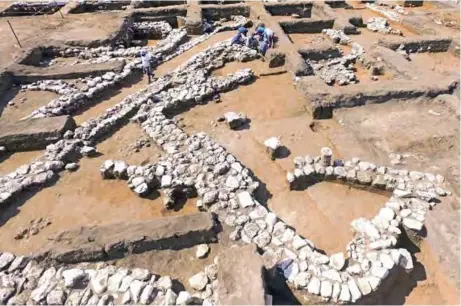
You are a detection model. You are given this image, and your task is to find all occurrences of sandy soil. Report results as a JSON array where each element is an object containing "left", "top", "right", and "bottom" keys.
[
  {"left": 0, "top": 88, "right": 59, "bottom": 122},
  {"left": 0, "top": 122, "right": 197, "bottom": 255},
  {"left": 0, "top": 4, "right": 459, "bottom": 304}
]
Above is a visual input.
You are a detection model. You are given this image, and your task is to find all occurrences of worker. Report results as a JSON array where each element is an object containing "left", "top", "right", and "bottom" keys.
[
  {"left": 256, "top": 26, "right": 275, "bottom": 49},
  {"left": 203, "top": 19, "right": 214, "bottom": 34},
  {"left": 140, "top": 50, "right": 153, "bottom": 84},
  {"left": 246, "top": 31, "right": 260, "bottom": 51},
  {"left": 231, "top": 27, "right": 248, "bottom": 45}
]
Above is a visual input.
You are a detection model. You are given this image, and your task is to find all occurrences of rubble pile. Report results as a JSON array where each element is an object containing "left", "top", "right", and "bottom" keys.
[
  {"left": 309, "top": 55, "right": 358, "bottom": 86},
  {"left": 322, "top": 29, "right": 352, "bottom": 45},
  {"left": 367, "top": 17, "right": 402, "bottom": 35},
  {"left": 132, "top": 21, "right": 173, "bottom": 38},
  {"left": 0, "top": 256, "right": 192, "bottom": 305}
]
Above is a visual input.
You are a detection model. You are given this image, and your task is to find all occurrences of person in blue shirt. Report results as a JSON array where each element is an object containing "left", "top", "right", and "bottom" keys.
[
  {"left": 231, "top": 27, "right": 248, "bottom": 45},
  {"left": 256, "top": 26, "right": 275, "bottom": 55}
]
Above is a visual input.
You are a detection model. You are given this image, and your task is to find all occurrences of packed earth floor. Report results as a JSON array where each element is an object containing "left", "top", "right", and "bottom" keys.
[{"left": 0, "top": 0, "right": 459, "bottom": 305}]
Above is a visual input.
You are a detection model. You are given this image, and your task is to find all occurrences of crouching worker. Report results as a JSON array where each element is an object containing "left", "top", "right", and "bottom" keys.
[
  {"left": 257, "top": 26, "right": 275, "bottom": 49},
  {"left": 140, "top": 50, "right": 153, "bottom": 84},
  {"left": 231, "top": 27, "right": 248, "bottom": 45}
]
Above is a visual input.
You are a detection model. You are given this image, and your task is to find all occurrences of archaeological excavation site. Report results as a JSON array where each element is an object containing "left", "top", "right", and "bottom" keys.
[{"left": 0, "top": 0, "right": 459, "bottom": 304}]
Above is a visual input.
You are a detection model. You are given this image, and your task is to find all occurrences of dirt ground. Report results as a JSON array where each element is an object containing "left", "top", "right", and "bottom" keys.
[
  {"left": 0, "top": 11, "right": 125, "bottom": 69},
  {"left": 0, "top": 1, "right": 459, "bottom": 305},
  {"left": 0, "top": 88, "right": 60, "bottom": 121}
]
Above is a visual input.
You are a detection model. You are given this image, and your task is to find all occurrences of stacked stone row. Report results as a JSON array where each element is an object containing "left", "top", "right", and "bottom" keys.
[
  {"left": 0, "top": 252, "right": 196, "bottom": 305},
  {"left": 367, "top": 17, "right": 402, "bottom": 35},
  {"left": 27, "top": 62, "right": 136, "bottom": 119},
  {"left": 132, "top": 21, "right": 173, "bottom": 38},
  {"left": 309, "top": 55, "right": 359, "bottom": 86},
  {"left": 21, "top": 80, "right": 79, "bottom": 96}
]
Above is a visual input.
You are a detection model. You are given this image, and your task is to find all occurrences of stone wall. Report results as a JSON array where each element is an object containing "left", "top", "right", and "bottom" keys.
[
  {"left": 201, "top": 4, "right": 250, "bottom": 20},
  {"left": 264, "top": 2, "right": 313, "bottom": 18},
  {"left": 131, "top": 0, "right": 186, "bottom": 9},
  {"left": 7, "top": 61, "right": 126, "bottom": 84},
  {"left": 0, "top": 1, "right": 65, "bottom": 17},
  {"left": 297, "top": 76, "right": 458, "bottom": 119},
  {"left": 279, "top": 19, "right": 335, "bottom": 33},
  {"left": 378, "top": 36, "right": 453, "bottom": 53},
  {"left": 67, "top": 0, "right": 132, "bottom": 13}
]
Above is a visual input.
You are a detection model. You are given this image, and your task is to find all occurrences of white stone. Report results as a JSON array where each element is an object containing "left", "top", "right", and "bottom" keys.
[
  {"left": 237, "top": 191, "right": 254, "bottom": 208},
  {"left": 403, "top": 218, "right": 423, "bottom": 231},
  {"left": 332, "top": 282, "right": 341, "bottom": 301},
  {"left": 307, "top": 277, "right": 321, "bottom": 295},
  {"left": 366, "top": 276, "right": 381, "bottom": 291},
  {"left": 292, "top": 235, "right": 308, "bottom": 250},
  {"left": 339, "top": 284, "right": 351, "bottom": 302},
  {"left": 189, "top": 272, "right": 208, "bottom": 291},
  {"left": 139, "top": 284, "right": 155, "bottom": 304},
  {"left": 399, "top": 248, "right": 413, "bottom": 271},
  {"left": 0, "top": 253, "right": 14, "bottom": 270},
  {"left": 157, "top": 276, "right": 173, "bottom": 291},
  {"left": 62, "top": 269, "right": 87, "bottom": 288},
  {"left": 176, "top": 291, "right": 192, "bottom": 305},
  {"left": 164, "top": 289, "right": 177, "bottom": 305},
  {"left": 371, "top": 266, "right": 389, "bottom": 280},
  {"left": 320, "top": 280, "right": 333, "bottom": 298},
  {"left": 264, "top": 137, "right": 280, "bottom": 150},
  {"left": 348, "top": 278, "right": 362, "bottom": 302},
  {"left": 329, "top": 252, "right": 346, "bottom": 271},
  {"left": 357, "top": 278, "right": 372, "bottom": 295},
  {"left": 129, "top": 280, "right": 146, "bottom": 303},
  {"left": 91, "top": 269, "right": 109, "bottom": 294},
  {"left": 196, "top": 244, "right": 210, "bottom": 259}
]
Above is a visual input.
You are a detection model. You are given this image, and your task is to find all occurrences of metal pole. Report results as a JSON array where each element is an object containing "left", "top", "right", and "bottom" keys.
[
  {"left": 58, "top": 9, "right": 64, "bottom": 19},
  {"left": 7, "top": 20, "right": 22, "bottom": 48}
]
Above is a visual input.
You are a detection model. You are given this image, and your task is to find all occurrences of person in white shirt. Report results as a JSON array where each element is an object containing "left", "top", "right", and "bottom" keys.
[{"left": 140, "top": 50, "right": 153, "bottom": 83}]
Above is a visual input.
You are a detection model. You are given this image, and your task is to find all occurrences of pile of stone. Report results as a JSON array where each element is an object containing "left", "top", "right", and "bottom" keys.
[
  {"left": 367, "top": 17, "right": 402, "bottom": 35},
  {"left": 309, "top": 54, "right": 358, "bottom": 86},
  {"left": 0, "top": 254, "right": 192, "bottom": 305},
  {"left": 27, "top": 63, "right": 136, "bottom": 119},
  {"left": 322, "top": 29, "right": 352, "bottom": 45},
  {"left": 22, "top": 80, "right": 79, "bottom": 96},
  {"left": 188, "top": 261, "right": 219, "bottom": 303},
  {"left": 132, "top": 21, "right": 172, "bottom": 38},
  {"left": 14, "top": 217, "right": 51, "bottom": 240}
]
